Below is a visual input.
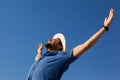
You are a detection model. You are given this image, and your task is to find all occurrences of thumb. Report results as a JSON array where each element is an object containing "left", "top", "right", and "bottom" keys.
[
  {"left": 104, "top": 17, "right": 108, "bottom": 26},
  {"left": 104, "top": 17, "right": 107, "bottom": 21}
]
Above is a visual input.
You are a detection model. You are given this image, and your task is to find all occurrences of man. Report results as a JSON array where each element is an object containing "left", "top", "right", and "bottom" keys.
[{"left": 27, "top": 8, "right": 114, "bottom": 80}]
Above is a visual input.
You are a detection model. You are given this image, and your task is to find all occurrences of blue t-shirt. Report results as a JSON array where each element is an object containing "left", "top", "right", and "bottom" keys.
[{"left": 27, "top": 50, "right": 77, "bottom": 80}]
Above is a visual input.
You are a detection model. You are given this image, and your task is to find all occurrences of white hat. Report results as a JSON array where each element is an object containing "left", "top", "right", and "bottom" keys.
[{"left": 52, "top": 33, "right": 66, "bottom": 52}]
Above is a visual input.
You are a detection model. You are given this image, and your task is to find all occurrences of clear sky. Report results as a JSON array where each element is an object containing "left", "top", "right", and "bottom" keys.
[{"left": 0, "top": 0, "right": 120, "bottom": 80}]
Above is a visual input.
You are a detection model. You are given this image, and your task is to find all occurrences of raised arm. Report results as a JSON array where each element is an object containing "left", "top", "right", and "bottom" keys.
[
  {"left": 73, "top": 8, "right": 114, "bottom": 57},
  {"left": 35, "top": 43, "right": 43, "bottom": 61}
]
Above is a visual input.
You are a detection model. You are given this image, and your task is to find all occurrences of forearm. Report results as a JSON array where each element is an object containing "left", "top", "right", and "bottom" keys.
[
  {"left": 84, "top": 27, "right": 106, "bottom": 49},
  {"left": 73, "top": 27, "right": 106, "bottom": 57}
]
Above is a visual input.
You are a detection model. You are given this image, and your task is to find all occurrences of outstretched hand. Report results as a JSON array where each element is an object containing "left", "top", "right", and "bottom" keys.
[
  {"left": 104, "top": 8, "right": 114, "bottom": 27},
  {"left": 35, "top": 43, "right": 43, "bottom": 61},
  {"left": 37, "top": 43, "right": 43, "bottom": 53}
]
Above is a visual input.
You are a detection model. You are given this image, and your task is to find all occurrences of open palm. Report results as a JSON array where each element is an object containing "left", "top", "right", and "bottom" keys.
[{"left": 104, "top": 8, "right": 114, "bottom": 27}]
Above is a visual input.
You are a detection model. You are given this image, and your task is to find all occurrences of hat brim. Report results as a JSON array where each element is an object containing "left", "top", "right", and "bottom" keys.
[{"left": 52, "top": 33, "right": 66, "bottom": 52}]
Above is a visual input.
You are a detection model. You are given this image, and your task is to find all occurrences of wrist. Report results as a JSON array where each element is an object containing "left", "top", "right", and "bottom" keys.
[
  {"left": 38, "top": 50, "right": 42, "bottom": 53},
  {"left": 101, "top": 25, "right": 109, "bottom": 31}
]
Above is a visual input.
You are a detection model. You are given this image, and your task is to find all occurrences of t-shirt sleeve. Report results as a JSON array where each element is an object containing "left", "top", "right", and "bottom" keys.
[
  {"left": 66, "top": 50, "right": 78, "bottom": 64},
  {"left": 61, "top": 50, "right": 78, "bottom": 72}
]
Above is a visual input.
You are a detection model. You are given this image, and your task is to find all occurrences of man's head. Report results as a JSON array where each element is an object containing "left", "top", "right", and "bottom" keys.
[{"left": 45, "top": 33, "right": 66, "bottom": 52}]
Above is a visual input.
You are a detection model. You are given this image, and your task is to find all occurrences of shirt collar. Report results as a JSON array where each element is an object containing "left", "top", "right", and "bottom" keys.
[{"left": 44, "top": 51, "right": 59, "bottom": 56}]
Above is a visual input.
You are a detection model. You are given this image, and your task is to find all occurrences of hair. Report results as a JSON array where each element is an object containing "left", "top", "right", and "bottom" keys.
[{"left": 57, "top": 38, "right": 63, "bottom": 51}]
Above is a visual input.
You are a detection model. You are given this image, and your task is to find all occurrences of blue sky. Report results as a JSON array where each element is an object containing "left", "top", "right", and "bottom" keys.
[{"left": 0, "top": 0, "right": 120, "bottom": 80}]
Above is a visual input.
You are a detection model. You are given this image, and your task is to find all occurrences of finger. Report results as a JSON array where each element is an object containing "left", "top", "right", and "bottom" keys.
[
  {"left": 109, "top": 8, "right": 114, "bottom": 18},
  {"left": 105, "top": 17, "right": 107, "bottom": 20},
  {"left": 37, "top": 45, "right": 39, "bottom": 49},
  {"left": 104, "top": 17, "right": 107, "bottom": 22},
  {"left": 110, "top": 8, "right": 114, "bottom": 13},
  {"left": 38, "top": 43, "right": 43, "bottom": 49},
  {"left": 36, "top": 43, "right": 41, "bottom": 49}
]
